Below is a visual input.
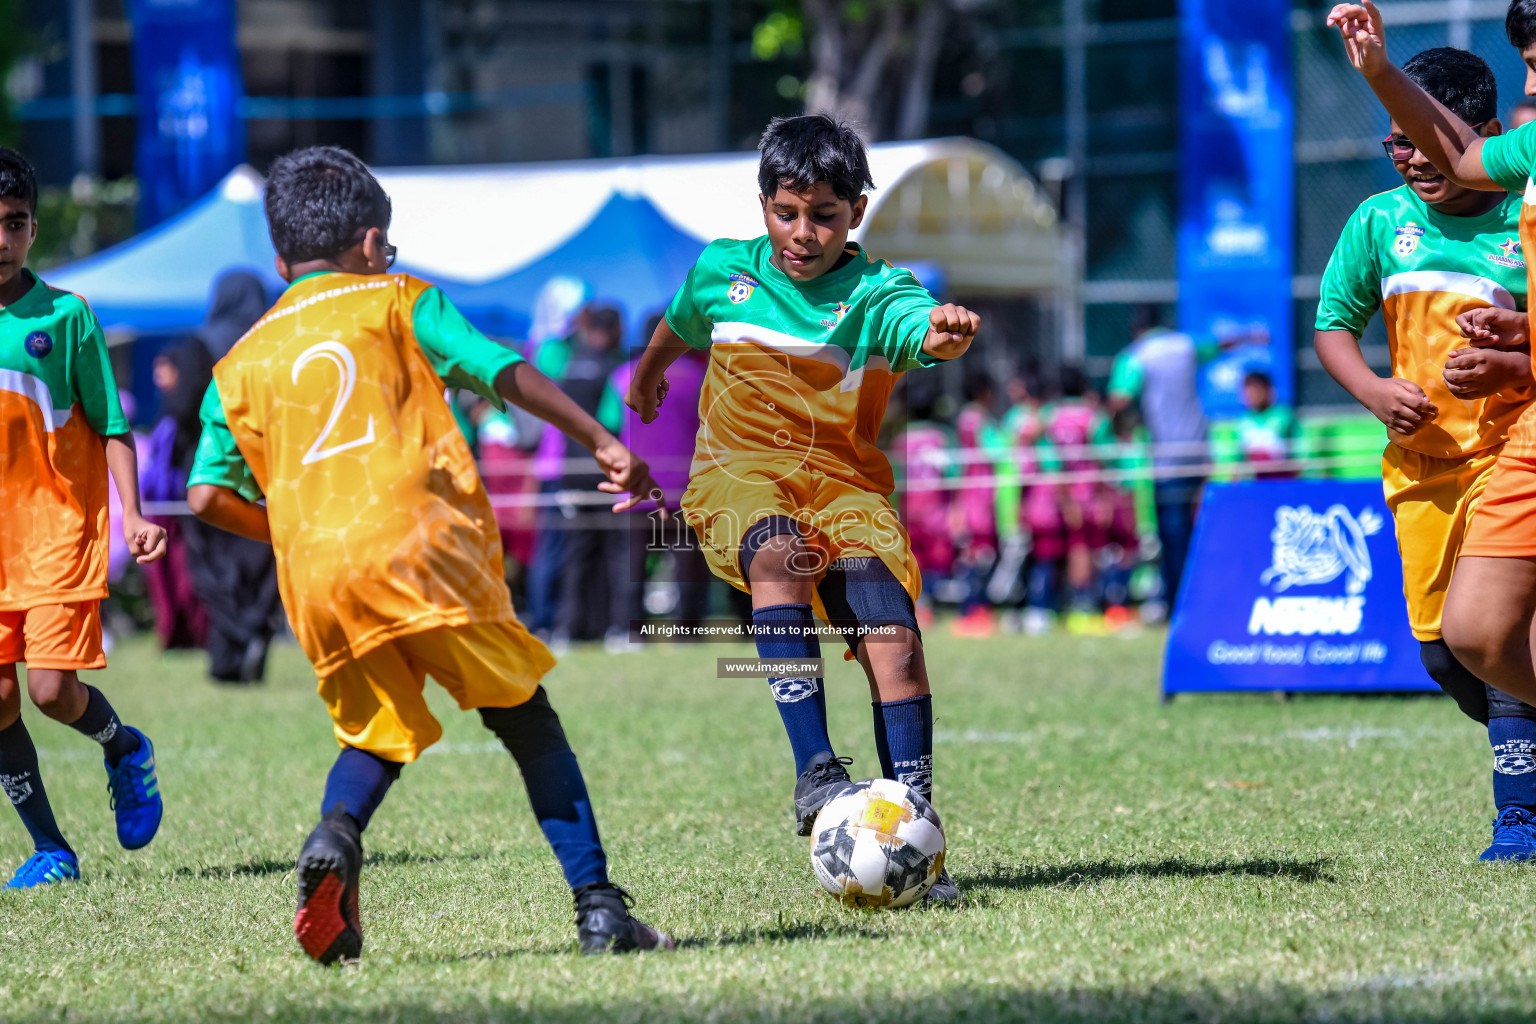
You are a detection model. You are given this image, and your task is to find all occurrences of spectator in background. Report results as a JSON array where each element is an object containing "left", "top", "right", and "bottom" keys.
[
  {"left": 950, "top": 371, "right": 1002, "bottom": 638},
  {"left": 1231, "top": 368, "right": 1297, "bottom": 476},
  {"left": 183, "top": 271, "right": 283, "bottom": 682},
  {"left": 891, "top": 387, "right": 956, "bottom": 630},
  {"left": 525, "top": 276, "right": 593, "bottom": 638},
  {"left": 192, "top": 270, "right": 269, "bottom": 359},
  {"left": 608, "top": 314, "right": 711, "bottom": 633},
  {"left": 1041, "top": 366, "right": 1108, "bottom": 635},
  {"left": 140, "top": 339, "right": 214, "bottom": 651},
  {"left": 1107, "top": 304, "right": 1209, "bottom": 611},
  {"left": 1511, "top": 97, "right": 1536, "bottom": 129},
  {"left": 552, "top": 303, "right": 627, "bottom": 651}
]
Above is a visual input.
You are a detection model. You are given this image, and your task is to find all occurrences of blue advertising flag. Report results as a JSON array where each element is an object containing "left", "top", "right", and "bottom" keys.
[
  {"left": 127, "top": 0, "right": 245, "bottom": 227},
  {"left": 1177, "top": 0, "right": 1294, "bottom": 418},
  {"left": 1164, "top": 480, "right": 1434, "bottom": 695}
]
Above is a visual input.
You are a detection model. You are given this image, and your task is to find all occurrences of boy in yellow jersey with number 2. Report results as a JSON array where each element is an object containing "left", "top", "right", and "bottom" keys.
[
  {"left": 1314, "top": 46, "right": 1536, "bottom": 862},
  {"left": 187, "top": 147, "right": 671, "bottom": 963}
]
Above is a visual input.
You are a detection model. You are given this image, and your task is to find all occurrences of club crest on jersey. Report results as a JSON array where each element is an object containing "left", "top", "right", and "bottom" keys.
[
  {"left": 1488, "top": 237, "right": 1525, "bottom": 269},
  {"left": 820, "top": 301, "right": 851, "bottom": 329},
  {"left": 1393, "top": 223, "right": 1424, "bottom": 258},
  {"left": 726, "top": 273, "right": 759, "bottom": 304},
  {"left": 23, "top": 331, "right": 52, "bottom": 358}
]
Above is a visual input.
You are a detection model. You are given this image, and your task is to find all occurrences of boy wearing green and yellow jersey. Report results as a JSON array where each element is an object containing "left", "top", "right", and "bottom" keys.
[{"left": 1313, "top": 46, "right": 1536, "bottom": 861}]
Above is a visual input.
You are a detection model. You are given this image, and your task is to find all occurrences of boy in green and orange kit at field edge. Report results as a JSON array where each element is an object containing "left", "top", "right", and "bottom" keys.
[{"left": 0, "top": 147, "right": 169, "bottom": 888}]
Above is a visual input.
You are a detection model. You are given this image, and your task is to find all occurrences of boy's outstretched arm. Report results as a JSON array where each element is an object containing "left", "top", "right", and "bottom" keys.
[
  {"left": 625, "top": 318, "right": 693, "bottom": 423},
  {"left": 188, "top": 484, "right": 271, "bottom": 543},
  {"left": 922, "top": 304, "right": 981, "bottom": 361},
  {"left": 103, "top": 434, "right": 168, "bottom": 563},
  {"left": 1327, "top": 2, "right": 1498, "bottom": 189},
  {"left": 1314, "top": 328, "right": 1436, "bottom": 434},
  {"left": 494, "top": 360, "right": 664, "bottom": 512}
]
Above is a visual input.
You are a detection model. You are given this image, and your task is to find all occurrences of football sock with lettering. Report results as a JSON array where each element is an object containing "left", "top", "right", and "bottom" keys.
[
  {"left": 481, "top": 689, "right": 608, "bottom": 890},
  {"left": 0, "top": 718, "right": 71, "bottom": 854},
  {"left": 873, "top": 694, "right": 934, "bottom": 799},
  {"left": 321, "top": 745, "right": 402, "bottom": 831},
  {"left": 68, "top": 685, "right": 138, "bottom": 766},
  {"left": 1489, "top": 716, "right": 1536, "bottom": 812},
  {"left": 753, "top": 603, "right": 830, "bottom": 774}
]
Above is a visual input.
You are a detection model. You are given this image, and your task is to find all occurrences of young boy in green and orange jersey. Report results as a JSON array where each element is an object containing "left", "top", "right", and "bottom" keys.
[{"left": 0, "top": 147, "right": 168, "bottom": 888}]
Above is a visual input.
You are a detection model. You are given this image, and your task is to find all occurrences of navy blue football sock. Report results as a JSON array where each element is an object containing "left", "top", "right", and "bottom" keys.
[
  {"left": 321, "top": 746, "right": 402, "bottom": 831},
  {"left": 481, "top": 690, "right": 608, "bottom": 890},
  {"left": 69, "top": 685, "right": 138, "bottom": 766},
  {"left": 1490, "top": 716, "right": 1536, "bottom": 812},
  {"left": 753, "top": 603, "right": 831, "bottom": 774},
  {"left": 874, "top": 694, "right": 933, "bottom": 799},
  {"left": 0, "top": 718, "right": 71, "bottom": 854}
]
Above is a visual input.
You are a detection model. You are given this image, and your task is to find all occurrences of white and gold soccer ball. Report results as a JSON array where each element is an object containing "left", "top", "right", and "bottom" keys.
[{"left": 808, "top": 778, "right": 946, "bottom": 908}]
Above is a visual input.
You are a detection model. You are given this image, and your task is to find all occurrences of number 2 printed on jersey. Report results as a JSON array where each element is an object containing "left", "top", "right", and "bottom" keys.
[{"left": 293, "top": 341, "right": 376, "bottom": 465}]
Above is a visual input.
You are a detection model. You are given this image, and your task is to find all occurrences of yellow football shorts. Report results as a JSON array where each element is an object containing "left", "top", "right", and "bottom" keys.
[
  {"left": 1382, "top": 442, "right": 1502, "bottom": 641},
  {"left": 317, "top": 619, "right": 555, "bottom": 762},
  {"left": 681, "top": 462, "right": 922, "bottom": 621}
]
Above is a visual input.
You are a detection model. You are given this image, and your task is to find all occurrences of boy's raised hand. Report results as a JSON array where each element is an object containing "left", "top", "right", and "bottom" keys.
[
  {"left": 593, "top": 437, "right": 667, "bottom": 515},
  {"left": 923, "top": 303, "right": 981, "bottom": 361},
  {"left": 1444, "top": 346, "right": 1532, "bottom": 399},
  {"left": 123, "top": 510, "right": 168, "bottom": 564},
  {"left": 1326, "top": 2, "right": 1387, "bottom": 77},
  {"left": 1457, "top": 307, "right": 1530, "bottom": 350}
]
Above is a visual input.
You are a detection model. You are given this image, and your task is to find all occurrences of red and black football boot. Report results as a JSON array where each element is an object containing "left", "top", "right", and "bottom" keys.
[
  {"left": 573, "top": 882, "right": 675, "bottom": 954},
  {"left": 293, "top": 809, "right": 364, "bottom": 965}
]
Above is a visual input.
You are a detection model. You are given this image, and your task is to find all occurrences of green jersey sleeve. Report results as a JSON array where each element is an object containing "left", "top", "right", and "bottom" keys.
[
  {"left": 664, "top": 255, "right": 715, "bottom": 350},
  {"left": 1106, "top": 349, "right": 1144, "bottom": 400},
  {"left": 866, "top": 268, "right": 940, "bottom": 371},
  {"left": 187, "top": 382, "right": 264, "bottom": 501},
  {"left": 69, "top": 306, "right": 128, "bottom": 436},
  {"left": 411, "top": 287, "right": 523, "bottom": 407},
  {"left": 1315, "top": 204, "right": 1382, "bottom": 338},
  {"left": 1480, "top": 125, "right": 1536, "bottom": 195}
]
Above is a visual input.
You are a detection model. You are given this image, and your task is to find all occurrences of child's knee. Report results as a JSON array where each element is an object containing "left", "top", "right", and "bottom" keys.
[
  {"left": 0, "top": 667, "right": 20, "bottom": 730},
  {"left": 741, "top": 517, "right": 819, "bottom": 583},
  {"left": 24, "top": 668, "right": 75, "bottom": 716},
  {"left": 479, "top": 687, "right": 571, "bottom": 763}
]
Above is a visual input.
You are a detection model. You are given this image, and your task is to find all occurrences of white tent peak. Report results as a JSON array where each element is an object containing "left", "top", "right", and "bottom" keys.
[{"left": 219, "top": 165, "right": 264, "bottom": 204}]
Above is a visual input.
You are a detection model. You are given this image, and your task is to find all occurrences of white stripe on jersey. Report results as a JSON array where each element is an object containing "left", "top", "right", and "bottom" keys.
[
  {"left": 1380, "top": 270, "right": 1517, "bottom": 309},
  {"left": 0, "top": 369, "right": 73, "bottom": 432},
  {"left": 711, "top": 321, "right": 852, "bottom": 373}
]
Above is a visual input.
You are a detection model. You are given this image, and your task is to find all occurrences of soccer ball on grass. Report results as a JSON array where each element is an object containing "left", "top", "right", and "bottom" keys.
[{"left": 808, "top": 778, "right": 945, "bottom": 908}]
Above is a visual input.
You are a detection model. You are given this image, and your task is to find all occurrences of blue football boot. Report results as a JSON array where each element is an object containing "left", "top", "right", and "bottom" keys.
[
  {"left": 6, "top": 849, "right": 80, "bottom": 888},
  {"left": 1481, "top": 806, "right": 1536, "bottom": 862},
  {"left": 105, "top": 727, "right": 162, "bottom": 850}
]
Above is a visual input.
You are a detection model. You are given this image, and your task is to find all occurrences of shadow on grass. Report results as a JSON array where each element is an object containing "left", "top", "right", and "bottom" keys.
[
  {"left": 407, "top": 916, "right": 883, "bottom": 965},
  {"left": 963, "top": 855, "right": 1334, "bottom": 891},
  {"left": 170, "top": 848, "right": 485, "bottom": 880}
]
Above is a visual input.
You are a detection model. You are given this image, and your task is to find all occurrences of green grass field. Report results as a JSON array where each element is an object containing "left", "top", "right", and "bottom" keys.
[{"left": 3, "top": 628, "right": 1536, "bottom": 1023}]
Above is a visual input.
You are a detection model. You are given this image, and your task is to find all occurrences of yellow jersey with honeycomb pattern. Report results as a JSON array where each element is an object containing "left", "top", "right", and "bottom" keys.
[{"left": 190, "top": 271, "right": 523, "bottom": 676}]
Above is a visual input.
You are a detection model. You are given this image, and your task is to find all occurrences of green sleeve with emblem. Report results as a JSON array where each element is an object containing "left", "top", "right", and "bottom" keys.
[
  {"left": 664, "top": 247, "right": 718, "bottom": 350},
  {"left": 411, "top": 287, "right": 523, "bottom": 409},
  {"left": 68, "top": 303, "right": 128, "bottom": 436},
  {"left": 187, "top": 383, "right": 264, "bottom": 501},
  {"left": 865, "top": 267, "right": 941, "bottom": 371},
  {"left": 1481, "top": 125, "right": 1536, "bottom": 195},
  {"left": 1315, "top": 204, "right": 1381, "bottom": 339}
]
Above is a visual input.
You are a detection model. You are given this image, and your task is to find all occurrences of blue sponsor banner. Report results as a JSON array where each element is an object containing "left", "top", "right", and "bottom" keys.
[
  {"left": 127, "top": 0, "right": 245, "bottom": 227},
  {"left": 1163, "top": 480, "right": 1434, "bottom": 695},
  {"left": 1177, "top": 0, "right": 1294, "bottom": 419}
]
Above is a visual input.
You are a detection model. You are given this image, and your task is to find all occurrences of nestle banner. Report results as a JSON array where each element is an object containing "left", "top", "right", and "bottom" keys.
[
  {"left": 127, "top": 0, "right": 245, "bottom": 227},
  {"left": 1177, "top": 0, "right": 1294, "bottom": 418},
  {"left": 1163, "top": 480, "right": 1434, "bottom": 695}
]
